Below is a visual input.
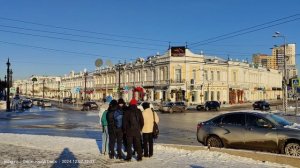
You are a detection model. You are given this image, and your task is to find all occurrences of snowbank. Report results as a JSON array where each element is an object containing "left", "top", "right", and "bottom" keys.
[
  {"left": 0, "top": 133, "right": 294, "bottom": 168},
  {"left": 284, "top": 123, "right": 300, "bottom": 130}
]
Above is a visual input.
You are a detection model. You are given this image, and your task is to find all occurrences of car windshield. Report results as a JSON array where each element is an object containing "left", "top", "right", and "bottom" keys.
[{"left": 266, "top": 114, "right": 291, "bottom": 127}]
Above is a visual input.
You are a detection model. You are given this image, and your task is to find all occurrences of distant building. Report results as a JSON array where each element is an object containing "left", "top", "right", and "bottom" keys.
[{"left": 272, "top": 43, "right": 297, "bottom": 79}]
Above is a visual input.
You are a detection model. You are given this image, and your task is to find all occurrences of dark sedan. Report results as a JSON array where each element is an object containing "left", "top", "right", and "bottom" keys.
[
  {"left": 21, "top": 99, "right": 33, "bottom": 108},
  {"left": 253, "top": 101, "right": 270, "bottom": 110},
  {"left": 196, "top": 112, "right": 300, "bottom": 156},
  {"left": 82, "top": 101, "right": 98, "bottom": 111}
]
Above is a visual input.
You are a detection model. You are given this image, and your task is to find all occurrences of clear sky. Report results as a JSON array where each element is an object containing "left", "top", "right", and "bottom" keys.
[{"left": 0, "top": 0, "right": 299, "bottom": 80}]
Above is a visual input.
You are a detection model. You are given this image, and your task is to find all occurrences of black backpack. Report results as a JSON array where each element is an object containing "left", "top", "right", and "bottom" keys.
[
  {"left": 113, "top": 109, "right": 123, "bottom": 129},
  {"left": 152, "top": 110, "right": 159, "bottom": 139}
]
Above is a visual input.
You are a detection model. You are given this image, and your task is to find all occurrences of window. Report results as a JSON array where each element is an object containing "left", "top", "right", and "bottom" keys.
[
  {"left": 217, "top": 71, "right": 220, "bottom": 81},
  {"left": 164, "top": 67, "right": 168, "bottom": 80},
  {"left": 126, "top": 73, "right": 129, "bottom": 83},
  {"left": 175, "top": 69, "right": 181, "bottom": 83},
  {"left": 160, "top": 68, "right": 164, "bottom": 80},
  {"left": 217, "top": 91, "right": 220, "bottom": 101},
  {"left": 192, "top": 70, "right": 196, "bottom": 81},
  {"left": 233, "top": 71, "right": 237, "bottom": 82},
  {"left": 204, "top": 70, "right": 208, "bottom": 80},
  {"left": 137, "top": 70, "right": 141, "bottom": 82},
  {"left": 211, "top": 71, "right": 214, "bottom": 81},
  {"left": 204, "top": 91, "right": 208, "bottom": 101},
  {"left": 210, "top": 91, "right": 214, "bottom": 100},
  {"left": 246, "top": 114, "right": 272, "bottom": 128},
  {"left": 151, "top": 70, "right": 154, "bottom": 81},
  {"left": 222, "top": 114, "right": 245, "bottom": 126},
  {"left": 144, "top": 70, "right": 147, "bottom": 81}
]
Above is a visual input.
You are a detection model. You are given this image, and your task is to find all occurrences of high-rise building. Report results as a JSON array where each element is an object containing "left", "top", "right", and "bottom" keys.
[
  {"left": 252, "top": 44, "right": 297, "bottom": 79},
  {"left": 272, "top": 43, "right": 297, "bottom": 79},
  {"left": 252, "top": 54, "right": 275, "bottom": 69}
]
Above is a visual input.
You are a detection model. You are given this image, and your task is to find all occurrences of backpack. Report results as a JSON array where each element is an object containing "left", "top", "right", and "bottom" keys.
[
  {"left": 113, "top": 109, "right": 123, "bottom": 129},
  {"left": 152, "top": 110, "right": 159, "bottom": 139}
]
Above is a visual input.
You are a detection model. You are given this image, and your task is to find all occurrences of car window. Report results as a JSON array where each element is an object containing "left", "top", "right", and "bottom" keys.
[
  {"left": 212, "top": 116, "right": 222, "bottom": 124},
  {"left": 266, "top": 114, "right": 291, "bottom": 127},
  {"left": 221, "top": 114, "right": 245, "bottom": 126},
  {"left": 246, "top": 114, "right": 272, "bottom": 128}
]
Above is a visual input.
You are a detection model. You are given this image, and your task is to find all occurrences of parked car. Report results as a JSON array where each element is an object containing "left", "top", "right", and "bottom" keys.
[
  {"left": 196, "top": 101, "right": 220, "bottom": 111},
  {"left": 137, "top": 101, "right": 155, "bottom": 111},
  {"left": 82, "top": 101, "right": 98, "bottom": 111},
  {"left": 32, "top": 98, "right": 42, "bottom": 106},
  {"left": 21, "top": 99, "right": 33, "bottom": 108},
  {"left": 41, "top": 100, "right": 52, "bottom": 107},
  {"left": 253, "top": 100, "right": 270, "bottom": 110},
  {"left": 197, "top": 111, "right": 300, "bottom": 156},
  {"left": 160, "top": 102, "right": 186, "bottom": 113}
]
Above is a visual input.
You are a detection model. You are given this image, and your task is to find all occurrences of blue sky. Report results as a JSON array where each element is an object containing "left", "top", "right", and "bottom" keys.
[{"left": 0, "top": 0, "right": 299, "bottom": 80}]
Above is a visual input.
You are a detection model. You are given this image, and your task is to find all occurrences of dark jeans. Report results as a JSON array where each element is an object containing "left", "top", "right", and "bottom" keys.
[
  {"left": 126, "top": 134, "right": 142, "bottom": 159},
  {"left": 143, "top": 133, "right": 153, "bottom": 157},
  {"left": 109, "top": 129, "right": 123, "bottom": 157}
]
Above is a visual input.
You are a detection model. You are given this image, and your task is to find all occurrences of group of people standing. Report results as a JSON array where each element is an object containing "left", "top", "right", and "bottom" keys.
[{"left": 99, "top": 97, "right": 159, "bottom": 161}]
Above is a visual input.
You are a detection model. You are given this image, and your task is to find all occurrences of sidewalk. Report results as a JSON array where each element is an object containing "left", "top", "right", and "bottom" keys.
[{"left": 0, "top": 133, "right": 296, "bottom": 168}]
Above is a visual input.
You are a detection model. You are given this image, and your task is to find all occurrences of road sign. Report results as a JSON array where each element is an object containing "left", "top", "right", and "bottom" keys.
[
  {"left": 292, "top": 79, "right": 299, "bottom": 87},
  {"left": 10, "top": 87, "right": 16, "bottom": 94}
]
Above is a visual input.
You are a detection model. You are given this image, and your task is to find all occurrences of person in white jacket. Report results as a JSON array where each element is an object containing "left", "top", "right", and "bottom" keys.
[{"left": 141, "top": 102, "right": 159, "bottom": 157}]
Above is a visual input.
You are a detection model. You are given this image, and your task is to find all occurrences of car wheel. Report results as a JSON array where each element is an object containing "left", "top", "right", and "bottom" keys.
[
  {"left": 262, "top": 106, "right": 266, "bottom": 110},
  {"left": 206, "top": 136, "right": 223, "bottom": 148},
  {"left": 205, "top": 107, "right": 209, "bottom": 111},
  {"left": 285, "top": 143, "right": 300, "bottom": 156},
  {"left": 196, "top": 105, "right": 201, "bottom": 111}
]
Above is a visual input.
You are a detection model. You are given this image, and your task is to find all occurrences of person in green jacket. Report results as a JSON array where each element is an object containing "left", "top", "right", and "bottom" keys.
[
  {"left": 101, "top": 110, "right": 109, "bottom": 155},
  {"left": 99, "top": 96, "right": 111, "bottom": 155}
]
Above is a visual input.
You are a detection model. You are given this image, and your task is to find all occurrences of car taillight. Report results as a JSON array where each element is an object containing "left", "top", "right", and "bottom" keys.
[{"left": 197, "top": 122, "right": 203, "bottom": 129}]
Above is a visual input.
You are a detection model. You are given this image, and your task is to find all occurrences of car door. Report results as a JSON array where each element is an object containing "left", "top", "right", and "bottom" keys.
[
  {"left": 218, "top": 113, "right": 246, "bottom": 149},
  {"left": 244, "top": 114, "right": 278, "bottom": 152}
]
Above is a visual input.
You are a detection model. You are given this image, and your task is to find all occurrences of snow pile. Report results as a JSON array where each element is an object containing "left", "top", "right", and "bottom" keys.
[
  {"left": 284, "top": 123, "right": 300, "bottom": 130},
  {"left": 111, "top": 145, "right": 293, "bottom": 168},
  {"left": 0, "top": 133, "right": 294, "bottom": 168},
  {"left": 0, "top": 133, "right": 100, "bottom": 155}
]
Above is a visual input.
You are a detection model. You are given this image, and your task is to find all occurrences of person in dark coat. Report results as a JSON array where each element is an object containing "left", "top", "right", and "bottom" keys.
[
  {"left": 106, "top": 99, "right": 123, "bottom": 159},
  {"left": 123, "top": 98, "right": 144, "bottom": 161},
  {"left": 117, "top": 98, "right": 128, "bottom": 152}
]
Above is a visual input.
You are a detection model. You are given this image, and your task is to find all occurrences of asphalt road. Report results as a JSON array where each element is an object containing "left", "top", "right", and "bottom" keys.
[{"left": 1, "top": 103, "right": 300, "bottom": 146}]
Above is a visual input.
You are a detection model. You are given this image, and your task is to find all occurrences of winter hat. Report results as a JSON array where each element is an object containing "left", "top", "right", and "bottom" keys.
[
  {"left": 129, "top": 98, "right": 138, "bottom": 106},
  {"left": 109, "top": 99, "right": 118, "bottom": 107},
  {"left": 105, "top": 95, "right": 113, "bottom": 103},
  {"left": 118, "top": 98, "right": 125, "bottom": 105}
]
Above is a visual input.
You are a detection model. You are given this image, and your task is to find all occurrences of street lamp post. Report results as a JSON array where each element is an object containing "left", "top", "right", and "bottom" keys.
[
  {"left": 6, "top": 59, "right": 11, "bottom": 112},
  {"left": 118, "top": 61, "right": 122, "bottom": 99},
  {"left": 43, "top": 79, "right": 45, "bottom": 99},
  {"left": 273, "top": 32, "right": 288, "bottom": 115},
  {"left": 84, "top": 69, "right": 88, "bottom": 101}
]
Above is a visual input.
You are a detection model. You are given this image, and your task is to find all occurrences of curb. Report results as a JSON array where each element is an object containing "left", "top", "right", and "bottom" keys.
[{"left": 159, "top": 143, "right": 300, "bottom": 167}]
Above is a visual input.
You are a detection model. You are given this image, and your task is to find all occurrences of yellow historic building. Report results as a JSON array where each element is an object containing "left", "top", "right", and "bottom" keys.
[{"left": 15, "top": 47, "right": 283, "bottom": 105}]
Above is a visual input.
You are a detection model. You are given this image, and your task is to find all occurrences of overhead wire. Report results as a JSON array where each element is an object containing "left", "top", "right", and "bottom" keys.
[
  {"left": 190, "top": 17, "right": 300, "bottom": 48},
  {"left": 0, "top": 16, "right": 180, "bottom": 43},
  {"left": 189, "top": 14, "right": 300, "bottom": 47},
  {"left": 0, "top": 24, "right": 166, "bottom": 47}
]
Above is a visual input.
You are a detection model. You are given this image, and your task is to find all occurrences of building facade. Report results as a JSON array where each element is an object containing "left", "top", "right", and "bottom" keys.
[{"left": 14, "top": 47, "right": 283, "bottom": 104}]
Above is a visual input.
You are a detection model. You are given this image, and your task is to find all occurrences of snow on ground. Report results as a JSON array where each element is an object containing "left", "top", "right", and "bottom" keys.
[{"left": 0, "top": 133, "right": 295, "bottom": 168}]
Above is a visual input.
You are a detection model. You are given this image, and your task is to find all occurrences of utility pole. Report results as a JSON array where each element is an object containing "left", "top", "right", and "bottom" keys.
[
  {"left": 6, "top": 59, "right": 11, "bottom": 112},
  {"left": 273, "top": 32, "right": 288, "bottom": 115},
  {"left": 43, "top": 79, "right": 45, "bottom": 99},
  {"left": 26, "top": 82, "right": 27, "bottom": 96},
  {"left": 118, "top": 61, "right": 121, "bottom": 99},
  {"left": 84, "top": 69, "right": 87, "bottom": 101}
]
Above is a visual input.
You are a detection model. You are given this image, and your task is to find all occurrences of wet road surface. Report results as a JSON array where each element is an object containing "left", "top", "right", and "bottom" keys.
[{"left": 1, "top": 104, "right": 300, "bottom": 146}]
